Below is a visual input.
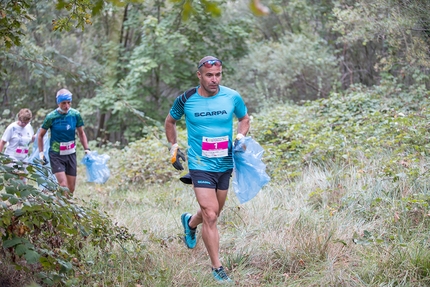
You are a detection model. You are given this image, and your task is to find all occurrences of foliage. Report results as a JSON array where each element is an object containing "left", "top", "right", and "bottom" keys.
[
  {"left": 224, "top": 32, "right": 340, "bottom": 109},
  {"left": 0, "top": 37, "right": 99, "bottom": 123},
  {"left": 0, "top": 0, "right": 33, "bottom": 48},
  {"left": 0, "top": 153, "right": 140, "bottom": 286},
  {"left": 100, "top": 74, "right": 430, "bottom": 187},
  {"left": 1, "top": 0, "right": 429, "bottom": 148},
  {"left": 331, "top": 0, "right": 430, "bottom": 83},
  {"left": 247, "top": 0, "right": 334, "bottom": 40},
  {"left": 78, "top": 0, "right": 252, "bottom": 145},
  {"left": 250, "top": 76, "right": 430, "bottom": 181},
  {"left": 107, "top": 126, "right": 187, "bottom": 185},
  {"left": 1, "top": 0, "right": 265, "bottom": 49}
]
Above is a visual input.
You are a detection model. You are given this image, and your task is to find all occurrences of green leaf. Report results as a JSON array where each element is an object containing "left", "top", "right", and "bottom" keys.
[
  {"left": 3, "top": 237, "right": 23, "bottom": 248},
  {"left": 20, "top": 189, "right": 31, "bottom": 198},
  {"left": 14, "top": 209, "right": 25, "bottom": 217},
  {"left": 1, "top": 194, "right": 12, "bottom": 200},
  {"left": 40, "top": 256, "right": 54, "bottom": 269},
  {"left": 15, "top": 244, "right": 28, "bottom": 256},
  {"left": 363, "top": 230, "right": 372, "bottom": 238},
  {"left": 57, "top": 259, "right": 72, "bottom": 272},
  {"left": 5, "top": 186, "right": 16, "bottom": 194},
  {"left": 4, "top": 172, "right": 17, "bottom": 180},
  {"left": 8, "top": 196, "right": 19, "bottom": 205},
  {"left": 24, "top": 250, "right": 40, "bottom": 264}
]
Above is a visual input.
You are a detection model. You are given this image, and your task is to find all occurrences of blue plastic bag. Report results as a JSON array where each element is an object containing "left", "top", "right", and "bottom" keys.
[
  {"left": 232, "top": 137, "right": 270, "bottom": 204},
  {"left": 81, "top": 151, "right": 110, "bottom": 184},
  {"left": 28, "top": 128, "right": 51, "bottom": 165},
  {"left": 28, "top": 128, "right": 58, "bottom": 188}
]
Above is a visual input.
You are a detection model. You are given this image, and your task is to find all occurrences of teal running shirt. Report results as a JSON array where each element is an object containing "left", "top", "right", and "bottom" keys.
[
  {"left": 41, "top": 108, "right": 84, "bottom": 154},
  {"left": 169, "top": 85, "right": 247, "bottom": 172}
]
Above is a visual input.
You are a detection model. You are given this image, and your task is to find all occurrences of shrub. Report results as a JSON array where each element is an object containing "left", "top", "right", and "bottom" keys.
[
  {"left": 0, "top": 154, "right": 139, "bottom": 286},
  {"left": 250, "top": 82, "right": 430, "bottom": 181},
  {"left": 107, "top": 126, "right": 188, "bottom": 186}
]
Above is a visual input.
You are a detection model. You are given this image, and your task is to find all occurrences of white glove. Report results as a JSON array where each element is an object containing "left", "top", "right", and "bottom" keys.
[
  {"left": 234, "top": 133, "right": 245, "bottom": 151},
  {"left": 84, "top": 149, "right": 91, "bottom": 155},
  {"left": 235, "top": 133, "right": 245, "bottom": 141},
  {"left": 39, "top": 151, "right": 47, "bottom": 165}
]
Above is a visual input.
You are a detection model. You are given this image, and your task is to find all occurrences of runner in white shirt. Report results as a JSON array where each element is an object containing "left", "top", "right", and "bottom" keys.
[{"left": 0, "top": 108, "right": 35, "bottom": 161}]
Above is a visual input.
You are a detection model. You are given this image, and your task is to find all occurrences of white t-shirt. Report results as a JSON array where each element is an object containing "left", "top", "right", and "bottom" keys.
[{"left": 1, "top": 122, "right": 34, "bottom": 161}]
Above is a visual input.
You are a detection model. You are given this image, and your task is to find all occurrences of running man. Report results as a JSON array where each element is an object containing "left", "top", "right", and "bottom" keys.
[
  {"left": 165, "top": 56, "right": 250, "bottom": 282},
  {"left": 38, "top": 88, "right": 90, "bottom": 195}
]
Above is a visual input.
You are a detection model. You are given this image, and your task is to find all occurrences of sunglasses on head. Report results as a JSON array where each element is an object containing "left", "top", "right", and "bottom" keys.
[{"left": 198, "top": 59, "right": 222, "bottom": 69}]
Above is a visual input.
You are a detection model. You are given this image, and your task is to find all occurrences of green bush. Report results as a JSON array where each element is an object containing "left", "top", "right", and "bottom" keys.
[
  {"left": 0, "top": 154, "right": 139, "bottom": 286},
  {"left": 104, "top": 78, "right": 430, "bottom": 186},
  {"left": 250, "top": 81, "right": 430, "bottom": 181},
  {"left": 107, "top": 126, "right": 188, "bottom": 186}
]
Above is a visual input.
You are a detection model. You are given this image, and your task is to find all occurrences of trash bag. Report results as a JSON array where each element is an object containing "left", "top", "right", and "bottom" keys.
[
  {"left": 232, "top": 136, "right": 270, "bottom": 204},
  {"left": 81, "top": 151, "right": 110, "bottom": 184},
  {"left": 28, "top": 128, "right": 51, "bottom": 165},
  {"left": 28, "top": 128, "right": 58, "bottom": 188}
]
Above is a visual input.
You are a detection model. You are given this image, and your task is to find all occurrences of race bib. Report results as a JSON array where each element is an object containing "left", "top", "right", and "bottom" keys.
[
  {"left": 15, "top": 146, "right": 29, "bottom": 155},
  {"left": 60, "top": 141, "right": 76, "bottom": 155},
  {"left": 202, "top": 136, "right": 229, "bottom": 158}
]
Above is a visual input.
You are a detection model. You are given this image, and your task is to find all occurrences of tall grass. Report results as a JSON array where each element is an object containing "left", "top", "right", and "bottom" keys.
[{"left": 74, "top": 150, "right": 430, "bottom": 286}]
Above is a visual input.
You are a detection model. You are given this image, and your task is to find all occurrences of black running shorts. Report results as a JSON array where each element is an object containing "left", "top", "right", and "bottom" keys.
[
  {"left": 189, "top": 169, "right": 233, "bottom": 190},
  {"left": 49, "top": 151, "right": 77, "bottom": 176}
]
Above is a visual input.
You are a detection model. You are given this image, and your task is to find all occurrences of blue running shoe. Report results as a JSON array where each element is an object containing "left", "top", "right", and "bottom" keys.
[
  {"left": 181, "top": 213, "right": 196, "bottom": 249},
  {"left": 212, "top": 266, "right": 232, "bottom": 283}
]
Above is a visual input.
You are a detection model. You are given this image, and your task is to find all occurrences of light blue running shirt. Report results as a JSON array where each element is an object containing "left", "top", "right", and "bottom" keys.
[{"left": 170, "top": 85, "right": 247, "bottom": 172}]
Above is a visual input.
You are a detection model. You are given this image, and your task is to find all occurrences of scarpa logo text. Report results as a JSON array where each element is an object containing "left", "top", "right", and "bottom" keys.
[
  {"left": 195, "top": 110, "right": 227, "bottom": 117},
  {"left": 197, "top": 180, "right": 211, "bottom": 185}
]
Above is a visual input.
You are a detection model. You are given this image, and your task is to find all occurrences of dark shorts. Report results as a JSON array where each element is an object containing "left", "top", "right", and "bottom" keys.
[
  {"left": 49, "top": 151, "right": 77, "bottom": 176},
  {"left": 189, "top": 169, "right": 233, "bottom": 190}
]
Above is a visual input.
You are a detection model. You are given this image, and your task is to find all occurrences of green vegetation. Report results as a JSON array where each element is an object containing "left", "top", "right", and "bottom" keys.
[
  {"left": 1, "top": 0, "right": 429, "bottom": 286},
  {"left": 2, "top": 77, "right": 430, "bottom": 285},
  {"left": 1, "top": 0, "right": 429, "bottom": 144},
  {"left": 0, "top": 156, "right": 140, "bottom": 286}
]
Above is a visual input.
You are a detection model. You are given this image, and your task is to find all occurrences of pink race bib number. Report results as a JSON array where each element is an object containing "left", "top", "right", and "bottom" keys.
[
  {"left": 15, "top": 147, "right": 29, "bottom": 155},
  {"left": 202, "top": 136, "right": 229, "bottom": 158},
  {"left": 60, "top": 141, "right": 76, "bottom": 155}
]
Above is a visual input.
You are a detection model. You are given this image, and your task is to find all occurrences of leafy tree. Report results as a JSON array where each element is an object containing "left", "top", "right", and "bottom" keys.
[
  {"left": 1, "top": 0, "right": 258, "bottom": 144},
  {"left": 220, "top": 0, "right": 342, "bottom": 106},
  {"left": 1, "top": 0, "right": 267, "bottom": 47},
  {"left": 78, "top": 0, "right": 252, "bottom": 145},
  {"left": 224, "top": 33, "right": 340, "bottom": 110},
  {"left": 331, "top": 0, "right": 430, "bottom": 87}
]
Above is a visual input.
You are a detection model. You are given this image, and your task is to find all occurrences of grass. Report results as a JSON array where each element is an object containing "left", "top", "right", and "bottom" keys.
[
  {"left": 70, "top": 151, "right": 430, "bottom": 286},
  {"left": 3, "top": 82, "right": 429, "bottom": 286}
]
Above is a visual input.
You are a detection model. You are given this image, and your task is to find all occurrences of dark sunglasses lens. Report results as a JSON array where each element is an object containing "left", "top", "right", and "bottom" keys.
[{"left": 203, "top": 60, "right": 222, "bottom": 68}]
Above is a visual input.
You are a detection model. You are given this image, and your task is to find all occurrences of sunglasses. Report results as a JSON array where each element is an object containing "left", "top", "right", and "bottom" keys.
[{"left": 198, "top": 59, "right": 222, "bottom": 69}]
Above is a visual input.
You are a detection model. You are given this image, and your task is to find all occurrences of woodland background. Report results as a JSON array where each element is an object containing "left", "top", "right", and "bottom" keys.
[
  {"left": 1, "top": 0, "right": 428, "bottom": 145},
  {"left": 1, "top": 0, "right": 430, "bottom": 286}
]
